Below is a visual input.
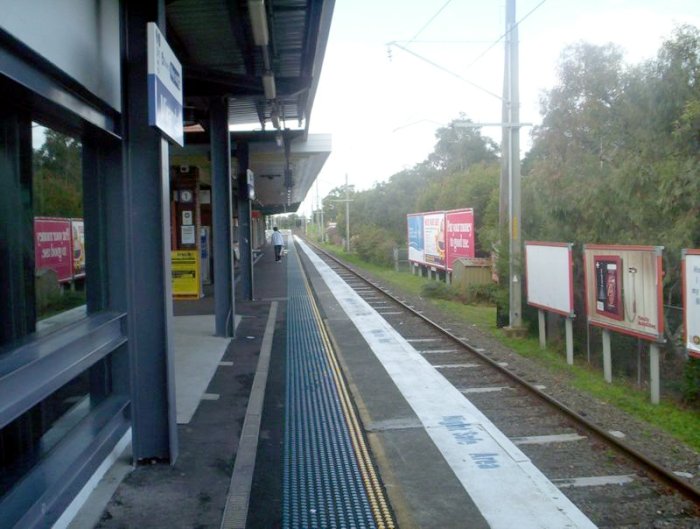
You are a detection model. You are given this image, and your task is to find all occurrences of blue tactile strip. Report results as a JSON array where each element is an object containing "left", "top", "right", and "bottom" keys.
[{"left": 283, "top": 249, "right": 377, "bottom": 529}]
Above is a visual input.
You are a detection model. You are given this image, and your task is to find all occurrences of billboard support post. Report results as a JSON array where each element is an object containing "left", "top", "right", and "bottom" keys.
[
  {"left": 565, "top": 319, "right": 574, "bottom": 365},
  {"left": 602, "top": 329, "right": 612, "bottom": 383},
  {"left": 650, "top": 343, "right": 660, "bottom": 404},
  {"left": 538, "top": 310, "right": 546, "bottom": 349}
]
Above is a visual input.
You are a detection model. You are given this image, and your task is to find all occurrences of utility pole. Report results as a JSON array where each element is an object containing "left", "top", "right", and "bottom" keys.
[
  {"left": 344, "top": 173, "right": 350, "bottom": 252},
  {"left": 316, "top": 180, "right": 325, "bottom": 243},
  {"left": 505, "top": 0, "right": 523, "bottom": 331}
]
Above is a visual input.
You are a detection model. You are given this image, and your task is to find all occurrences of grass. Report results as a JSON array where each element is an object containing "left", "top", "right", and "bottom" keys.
[{"left": 319, "top": 241, "right": 700, "bottom": 452}]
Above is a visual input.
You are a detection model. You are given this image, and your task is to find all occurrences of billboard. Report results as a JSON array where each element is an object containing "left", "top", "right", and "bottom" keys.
[
  {"left": 407, "top": 208, "right": 476, "bottom": 271},
  {"left": 525, "top": 242, "right": 574, "bottom": 317},
  {"left": 407, "top": 214, "right": 424, "bottom": 263},
  {"left": 34, "top": 217, "right": 73, "bottom": 282},
  {"left": 445, "top": 209, "right": 475, "bottom": 270},
  {"left": 682, "top": 249, "right": 700, "bottom": 359},
  {"left": 583, "top": 245, "right": 664, "bottom": 341},
  {"left": 71, "top": 219, "right": 86, "bottom": 278},
  {"left": 423, "top": 212, "right": 445, "bottom": 268}
]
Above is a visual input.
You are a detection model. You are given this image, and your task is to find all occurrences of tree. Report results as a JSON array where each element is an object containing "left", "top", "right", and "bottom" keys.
[{"left": 33, "top": 128, "right": 83, "bottom": 217}]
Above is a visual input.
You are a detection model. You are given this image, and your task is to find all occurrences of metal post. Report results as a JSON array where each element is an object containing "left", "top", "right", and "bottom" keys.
[
  {"left": 650, "top": 343, "right": 660, "bottom": 404},
  {"left": 602, "top": 329, "right": 612, "bottom": 383},
  {"left": 506, "top": 0, "right": 522, "bottom": 329},
  {"left": 565, "top": 318, "right": 574, "bottom": 365},
  {"left": 237, "top": 141, "right": 253, "bottom": 301},
  {"left": 345, "top": 173, "right": 350, "bottom": 252},
  {"left": 123, "top": 0, "right": 177, "bottom": 462},
  {"left": 538, "top": 310, "right": 546, "bottom": 349},
  {"left": 210, "top": 97, "right": 234, "bottom": 337}
]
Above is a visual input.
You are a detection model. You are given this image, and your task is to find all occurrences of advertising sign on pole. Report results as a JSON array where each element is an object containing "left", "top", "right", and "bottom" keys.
[
  {"left": 525, "top": 242, "right": 574, "bottom": 317},
  {"left": 407, "top": 214, "right": 425, "bottom": 264},
  {"left": 682, "top": 249, "right": 700, "bottom": 359},
  {"left": 171, "top": 250, "right": 201, "bottom": 299},
  {"left": 423, "top": 212, "right": 446, "bottom": 269},
  {"left": 147, "top": 22, "right": 183, "bottom": 146},
  {"left": 445, "top": 208, "right": 475, "bottom": 270},
  {"left": 34, "top": 217, "right": 73, "bottom": 282},
  {"left": 583, "top": 245, "right": 664, "bottom": 342}
]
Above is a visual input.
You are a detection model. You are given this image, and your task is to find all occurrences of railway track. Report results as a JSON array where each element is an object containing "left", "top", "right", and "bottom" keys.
[{"left": 302, "top": 240, "right": 700, "bottom": 529}]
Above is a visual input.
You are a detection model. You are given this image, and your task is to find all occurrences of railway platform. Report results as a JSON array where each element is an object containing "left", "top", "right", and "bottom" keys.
[{"left": 68, "top": 234, "right": 599, "bottom": 529}]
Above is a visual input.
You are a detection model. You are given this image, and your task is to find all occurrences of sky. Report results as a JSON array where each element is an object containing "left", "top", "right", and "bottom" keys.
[{"left": 299, "top": 0, "right": 700, "bottom": 216}]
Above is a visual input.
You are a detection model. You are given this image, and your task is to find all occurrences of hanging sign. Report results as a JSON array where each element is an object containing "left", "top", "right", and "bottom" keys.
[{"left": 147, "top": 22, "right": 183, "bottom": 146}]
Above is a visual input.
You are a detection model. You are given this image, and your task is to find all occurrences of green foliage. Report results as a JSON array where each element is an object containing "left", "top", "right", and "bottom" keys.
[
  {"left": 461, "top": 282, "right": 501, "bottom": 305},
  {"left": 37, "top": 289, "right": 86, "bottom": 320},
  {"left": 420, "top": 281, "right": 454, "bottom": 300},
  {"left": 352, "top": 225, "right": 396, "bottom": 267},
  {"left": 33, "top": 128, "right": 83, "bottom": 217},
  {"left": 682, "top": 358, "right": 700, "bottom": 405}
]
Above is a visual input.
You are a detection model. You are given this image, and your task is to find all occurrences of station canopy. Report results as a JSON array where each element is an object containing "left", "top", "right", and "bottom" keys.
[{"left": 166, "top": 0, "right": 333, "bottom": 214}]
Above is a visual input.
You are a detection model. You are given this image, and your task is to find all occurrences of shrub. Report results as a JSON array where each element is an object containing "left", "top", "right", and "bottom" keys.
[
  {"left": 353, "top": 225, "right": 396, "bottom": 267},
  {"left": 421, "top": 281, "right": 454, "bottom": 300}
]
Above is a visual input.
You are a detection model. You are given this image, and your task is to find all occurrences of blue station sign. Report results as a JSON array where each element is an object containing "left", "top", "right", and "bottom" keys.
[{"left": 147, "top": 22, "right": 184, "bottom": 146}]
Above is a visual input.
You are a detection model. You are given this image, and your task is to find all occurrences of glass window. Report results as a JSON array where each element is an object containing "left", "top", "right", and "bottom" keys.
[
  {"left": 32, "top": 123, "right": 87, "bottom": 332},
  {"left": 0, "top": 358, "right": 111, "bottom": 498}
]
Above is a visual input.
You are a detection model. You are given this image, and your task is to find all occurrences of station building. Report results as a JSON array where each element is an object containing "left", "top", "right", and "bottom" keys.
[{"left": 0, "top": 1, "right": 333, "bottom": 526}]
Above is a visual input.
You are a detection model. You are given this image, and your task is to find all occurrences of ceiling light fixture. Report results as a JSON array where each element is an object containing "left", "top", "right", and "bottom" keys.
[
  {"left": 248, "top": 0, "right": 269, "bottom": 46},
  {"left": 263, "top": 72, "right": 276, "bottom": 100}
]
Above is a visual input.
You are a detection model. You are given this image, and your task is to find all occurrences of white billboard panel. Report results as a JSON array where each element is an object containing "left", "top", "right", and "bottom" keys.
[
  {"left": 682, "top": 250, "right": 700, "bottom": 359},
  {"left": 525, "top": 242, "right": 574, "bottom": 317},
  {"left": 583, "top": 245, "right": 664, "bottom": 342}
]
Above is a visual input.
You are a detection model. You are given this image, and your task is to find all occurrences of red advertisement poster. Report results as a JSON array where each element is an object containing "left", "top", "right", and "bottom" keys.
[
  {"left": 34, "top": 217, "right": 73, "bottom": 282},
  {"left": 445, "top": 209, "right": 475, "bottom": 270},
  {"left": 594, "top": 255, "right": 623, "bottom": 321}
]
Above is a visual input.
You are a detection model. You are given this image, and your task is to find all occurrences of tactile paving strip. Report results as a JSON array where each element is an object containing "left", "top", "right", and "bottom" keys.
[{"left": 283, "top": 248, "right": 377, "bottom": 529}]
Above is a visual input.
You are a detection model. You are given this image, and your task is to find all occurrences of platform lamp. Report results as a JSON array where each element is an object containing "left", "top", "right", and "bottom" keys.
[
  {"left": 248, "top": 0, "right": 269, "bottom": 46},
  {"left": 262, "top": 72, "right": 276, "bottom": 100}
]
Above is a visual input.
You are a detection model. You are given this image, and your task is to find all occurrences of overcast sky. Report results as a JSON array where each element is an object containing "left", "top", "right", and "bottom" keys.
[{"left": 300, "top": 0, "right": 700, "bottom": 216}]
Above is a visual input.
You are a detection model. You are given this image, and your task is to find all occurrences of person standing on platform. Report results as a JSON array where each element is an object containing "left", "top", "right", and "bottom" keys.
[{"left": 271, "top": 227, "right": 285, "bottom": 262}]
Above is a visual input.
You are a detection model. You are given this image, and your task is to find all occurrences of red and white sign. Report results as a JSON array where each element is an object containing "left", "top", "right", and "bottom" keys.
[
  {"left": 445, "top": 209, "right": 475, "bottom": 270},
  {"left": 583, "top": 245, "right": 664, "bottom": 342},
  {"left": 408, "top": 208, "right": 476, "bottom": 271},
  {"left": 34, "top": 217, "right": 73, "bottom": 282}
]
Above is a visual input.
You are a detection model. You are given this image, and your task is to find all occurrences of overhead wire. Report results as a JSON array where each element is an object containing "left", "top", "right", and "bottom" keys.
[
  {"left": 407, "top": 0, "right": 454, "bottom": 44},
  {"left": 387, "top": 0, "right": 549, "bottom": 101}
]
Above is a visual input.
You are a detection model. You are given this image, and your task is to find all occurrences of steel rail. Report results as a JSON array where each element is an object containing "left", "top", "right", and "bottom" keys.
[{"left": 304, "top": 239, "right": 700, "bottom": 507}]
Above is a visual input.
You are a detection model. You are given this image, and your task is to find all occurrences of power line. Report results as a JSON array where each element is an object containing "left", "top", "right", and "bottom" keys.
[
  {"left": 408, "top": 0, "right": 454, "bottom": 43},
  {"left": 465, "top": 0, "right": 548, "bottom": 70},
  {"left": 388, "top": 41, "right": 503, "bottom": 101}
]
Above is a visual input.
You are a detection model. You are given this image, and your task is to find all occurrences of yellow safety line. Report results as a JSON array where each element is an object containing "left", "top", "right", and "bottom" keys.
[{"left": 300, "top": 265, "right": 396, "bottom": 529}]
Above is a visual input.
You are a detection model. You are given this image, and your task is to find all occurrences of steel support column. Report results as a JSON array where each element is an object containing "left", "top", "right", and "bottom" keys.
[
  {"left": 0, "top": 109, "right": 34, "bottom": 344},
  {"left": 236, "top": 140, "right": 254, "bottom": 301},
  {"left": 123, "top": 0, "right": 178, "bottom": 463},
  {"left": 210, "top": 97, "right": 235, "bottom": 336}
]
